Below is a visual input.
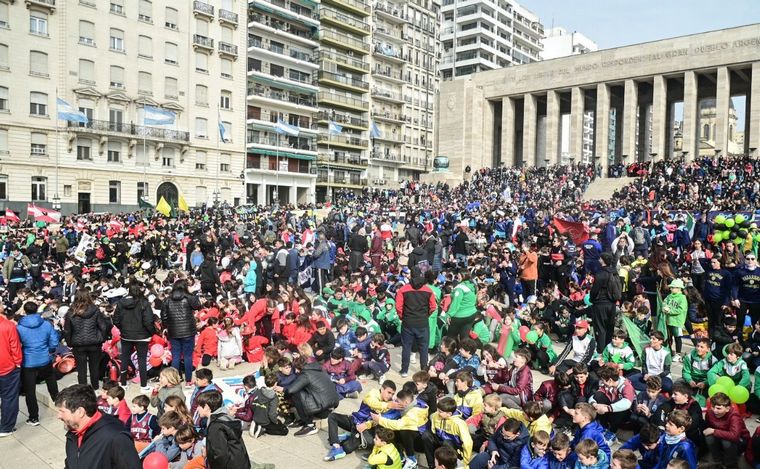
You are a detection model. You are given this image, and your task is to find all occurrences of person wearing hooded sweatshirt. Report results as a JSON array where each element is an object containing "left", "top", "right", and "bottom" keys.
[
  {"left": 469, "top": 417, "right": 528, "bottom": 469},
  {"left": 17, "top": 300, "right": 59, "bottom": 426},
  {"left": 444, "top": 272, "right": 478, "bottom": 340},
  {"left": 196, "top": 390, "right": 251, "bottom": 469},
  {"left": 113, "top": 282, "right": 156, "bottom": 390},
  {"left": 243, "top": 258, "right": 258, "bottom": 294}
]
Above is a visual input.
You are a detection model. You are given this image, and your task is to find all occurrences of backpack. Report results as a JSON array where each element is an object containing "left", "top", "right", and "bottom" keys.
[
  {"left": 632, "top": 227, "right": 646, "bottom": 245},
  {"left": 607, "top": 272, "right": 622, "bottom": 303}
]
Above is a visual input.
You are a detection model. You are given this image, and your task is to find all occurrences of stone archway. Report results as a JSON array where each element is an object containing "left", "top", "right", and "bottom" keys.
[{"left": 156, "top": 181, "right": 178, "bottom": 208}]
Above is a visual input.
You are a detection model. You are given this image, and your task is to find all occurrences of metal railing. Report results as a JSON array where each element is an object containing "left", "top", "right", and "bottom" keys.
[
  {"left": 374, "top": 2, "right": 406, "bottom": 21},
  {"left": 318, "top": 91, "right": 368, "bottom": 110},
  {"left": 320, "top": 7, "right": 370, "bottom": 32},
  {"left": 192, "top": 0, "right": 214, "bottom": 16},
  {"left": 248, "top": 37, "right": 316, "bottom": 64},
  {"left": 219, "top": 42, "right": 238, "bottom": 55},
  {"left": 219, "top": 9, "right": 238, "bottom": 23},
  {"left": 318, "top": 134, "right": 368, "bottom": 147},
  {"left": 318, "top": 152, "right": 364, "bottom": 165},
  {"left": 318, "top": 70, "right": 369, "bottom": 89},
  {"left": 248, "top": 87, "right": 318, "bottom": 107},
  {"left": 371, "top": 110, "right": 406, "bottom": 123},
  {"left": 249, "top": 13, "right": 318, "bottom": 42},
  {"left": 68, "top": 119, "right": 189, "bottom": 142},
  {"left": 319, "top": 49, "right": 369, "bottom": 71},
  {"left": 316, "top": 173, "right": 366, "bottom": 185},
  {"left": 371, "top": 87, "right": 404, "bottom": 101},
  {"left": 316, "top": 111, "right": 368, "bottom": 128},
  {"left": 193, "top": 34, "right": 214, "bottom": 49},
  {"left": 329, "top": 0, "right": 369, "bottom": 13},
  {"left": 371, "top": 67, "right": 403, "bottom": 81},
  {"left": 320, "top": 29, "right": 369, "bottom": 52},
  {"left": 373, "top": 42, "right": 405, "bottom": 60},
  {"left": 28, "top": 0, "right": 55, "bottom": 7}
]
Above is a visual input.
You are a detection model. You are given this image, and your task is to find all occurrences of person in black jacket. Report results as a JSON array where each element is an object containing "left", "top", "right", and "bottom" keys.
[
  {"left": 286, "top": 357, "right": 340, "bottom": 437},
  {"left": 309, "top": 320, "right": 335, "bottom": 362},
  {"left": 63, "top": 290, "right": 110, "bottom": 389},
  {"left": 112, "top": 281, "right": 155, "bottom": 390},
  {"left": 199, "top": 255, "right": 221, "bottom": 298},
  {"left": 348, "top": 227, "right": 369, "bottom": 273},
  {"left": 589, "top": 252, "right": 622, "bottom": 353},
  {"left": 161, "top": 279, "right": 202, "bottom": 384},
  {"left": 56, "top": 384, "right": 140, "bottom": 469},
  {"left": 197, "top": 390, "right": 252, "bottom": 469}
]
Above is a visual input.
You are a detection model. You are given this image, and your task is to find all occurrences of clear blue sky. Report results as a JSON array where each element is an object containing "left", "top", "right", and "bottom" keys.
[{"left": 523, "top": 0, "right": 760, "bottom": 50}]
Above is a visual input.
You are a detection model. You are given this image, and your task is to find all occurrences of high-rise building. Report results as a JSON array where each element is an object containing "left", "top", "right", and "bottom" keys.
[
  {"left": 439, "top": 0, "right": 543, "bottom": 80},
  {"left": 246, "top": 0, "right": 320, "bottom": 205},
  {"left": 0, "top": 0, "right": 248, "bottom": 214},
  {"left": 541, "top": 27, "right": 597, "bottom": 61}
]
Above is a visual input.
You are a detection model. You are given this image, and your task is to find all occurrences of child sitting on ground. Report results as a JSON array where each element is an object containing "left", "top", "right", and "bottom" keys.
[
  {"left": 153, "top": 411, "right": 183, "bottom": 462},
  {"left": 620, "top": 423, "right": 661, "bottom": 469},
  {"left": 655, "top": 410, "right": 697, "bottom": 468},
  {"left": 233, "top": 374, "right": 288, "bottom": 438},
  {"left": 193, "top": 317, "right": 219, "bottom": 367},
  {"left": 452, "top": 370, "right": 483, "bottom": 422},
  {"left": 629, "top": 331, "right": 673, "bottom": 393},
  {"left": 610, "top": 449, "right": 639, "bottom": 469},
  {"left": 98, "top": 380, "right": 119, "bottom": 415},
  {"left": 106, "top": 385, "right": 131, "bottom": 425},
  {"left": 367, "top": 427, "right": 403, "bottom": 469},
  {"left": 322, "top": 348, "right": 362, "bottom": 399},
  {"left": 503, "top": 400, "right": 553, "bottom": 438},
  {"left": 173, "top": 425, "right": 206, "bottom": 469},
  {"left": 575, "top": 438, "right": 608, "bottom": 469},
  {"left": 189, "top": 368, "right": 220, "bottom": 434},
  {"left": 524, "top": 322, "right": 556, "bottom": 373},
  {"left": 591, "top": 329, "right": 636, "bottom": 376},
  {"left": 360, "top": 333, "right": 390, "bottom": 382},
  {"left": 547, "top": 433, "right": 572, "bottom": 468},
  {"left": 630, "top": 376, "right": 667, "bottom": 431},
  {"left": 217, "top": 317, "right": 243, "bottom": 370},
  {"left": 151, "top": 367, "right": 185, "bottom": 418},
  {"left": 703, "top": 391, "right": 750, "bottom": 469},
  {"left": 129, "top": 394, "right": 160, "bottom": 452},
  {"left": 707, "top": 341, "right": 751, "bottom": 388},
  {"left": 681, "top": 337, "right": 716, "bottom": 400},
  {"left": 468, "top": 393, "right": 507, "bottom": 451},
  {"left": 413, "top": 371, "right": 438, "bottom": 413},
  {"left": 497, "top": 348, "right": 533, "bottom": 409},
  {"left": 520, "top": 429, "right": 550, "bottom": 468}
]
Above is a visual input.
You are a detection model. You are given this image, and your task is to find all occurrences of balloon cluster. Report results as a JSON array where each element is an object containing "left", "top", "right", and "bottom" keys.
[
  {"left": 710, "top": 214, "right": 758, "bottom": 245},
  {"left": 519, "top": 326, "right": 539, "bottom": 344},
  {"left": 149, "top": 344, "right": 171, "bottom": 368},
  {"left": 708, "top": 375, "right": 750, "bottom": 404}
]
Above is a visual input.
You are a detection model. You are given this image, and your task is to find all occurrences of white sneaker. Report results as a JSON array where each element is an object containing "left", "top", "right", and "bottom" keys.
[
  {"left": 140, "top": 386, "right": 153, "bottom": 393},
  {"left": 0, "top": 430, "right": 14, "bottom": 437},
  {"left": 672, "top": 354, "right": 682, "bottom": 363},
  {"left": 410, "top": 355, "right": 417, "bottom": 364},
  {"left": 378, "top": 374, "right": 386, "bottom": 383}
]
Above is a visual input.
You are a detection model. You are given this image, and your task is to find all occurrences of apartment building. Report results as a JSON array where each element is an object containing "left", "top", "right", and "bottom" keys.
[
  {"left": 246, "top": 0, "right": 319, "bottom": 205},
  {"left": 0, "top": 0, "right": 248, "bottom": 214},
  {"left": 439, "top": 0, "right": 543, "bottom": 79}
]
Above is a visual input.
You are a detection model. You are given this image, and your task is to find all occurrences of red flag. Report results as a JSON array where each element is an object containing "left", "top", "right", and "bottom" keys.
[
  {"left": 27, "top": 204, "right": 43, "bottom": 218},
  {"left": 109, "top": 219, "right": 124, "bottom": 231},
  {"left": 552, "top": 217, "right": 590, "bottom": 245},
  {"left": 5, "top": 209, "right": 20, "bottom": 223}
]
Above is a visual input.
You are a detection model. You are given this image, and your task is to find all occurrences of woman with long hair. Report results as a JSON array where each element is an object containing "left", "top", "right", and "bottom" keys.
[
  {"left": 63, "top": 289, "right": 110, "bottom": 389},
  {"left": 113, "top": 280, "right": 155, "bottom": 391}
]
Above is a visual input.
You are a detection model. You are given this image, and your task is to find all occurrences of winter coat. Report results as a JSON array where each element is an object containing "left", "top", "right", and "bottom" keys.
[
  {"left": 495, "top": 364, "right": 533, "bottom": 404},
  {"left": 705, "top": 406, "right": 750, "bottom": 442},
  {"left": 63, "top": 412, "right": 141, "bottom": 469},
  {"left": 243, "top": 260, "right": 257, "bottom": 293},
  {"left": 199, "top": 260, "right": 220, "bottom": 288},
  {"left": 150, "top": 384, "right": 185, "bottom": 418},
  {"left": 0, "top": 315, "right": 21, "bottom": 375},
  {"left": 395, "top": 275, "right": 436, "bottom": 328},
  {"left": 160, "top": 290, "right": 201, "bottom": 339},
  {"left": 17, "top": 314, "right": 58, "bottom": 368},
  {"left": 286, "top": 362, "right": 340, "bottom": 416},
  {"left": 113, "top": 296, "right": 155, "bottom": 341},
  {"left": 653, "top": 435, "right": 697, "bottom": 469},
  {"left": 662, "top": 291, "right": 688, "bottom": 327},
  {"left": 520, "top": 444, "right": 549, "bottom": 469},
  {"left": 193, "top": 327, "right": 219, "bottom": 366},
  {"left": 206, "top": 409, "right": 251, "bottom": 469},
  {"left": 488, "top": 422, "right": 530, "bottom": 468},
  {"left": 217, "top": 328, "right": 243, "bottom": 360},
  {"left": 573, "top": 449, "right": 608, "bottom": 469},
  {"left": 64, "top": 305, "right": 110, "bottom": 348},
  {"left": 235, "top": 387, "right": 279, "bottom": 426},
  {"left": 571, "top": 421, "right": 611, "bottom": 462}
]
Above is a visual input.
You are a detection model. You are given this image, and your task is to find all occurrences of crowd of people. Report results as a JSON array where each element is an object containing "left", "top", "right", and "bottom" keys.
[{"left": 0, "top": 156, "right": 758, "bottom": 469}]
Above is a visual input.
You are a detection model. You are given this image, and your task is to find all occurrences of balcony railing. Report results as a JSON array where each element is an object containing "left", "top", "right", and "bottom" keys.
[
  {"left": 68, "top": 119, "right": 189, "bottom": 142},
  {"left": 371, "top": 110, "right": 406, "bottom": 123},
  {"left": 327, "top": 0, "right": 369, "bottom": 14},
  {"left": 320, "top": 29, "right": 370, "bottom": 52},
  {"left": 316, "top": 111, "right": 368, "bottom": 128},
  {"left": 373, "top": 43, "right": 406, "bottom": 60},
  {"left": 318, "top": 70, "right": 369, "bottom": 90},
  {"left": 374, "top": 2, "right": 407, "bottom": 21},
  {"left": 319, "top": 49, "right": 369, "bottom": 71},
  {"left": 219, "top": 9, "right": 239, "bottom": 25},
  {"left": 218, "top": 42, "right": 238, "bottom": 56},
  {"left": 248, "top": 134, "right": 316, "bottom": 151},
  {"left": 27, "top": 0, "right": 56, "bottom": 9},
  {"left": 318, "top": 91, "right": 369, "bottom": 110},
  {"left": 318, "top": 134, "right": 368, "bottom": 147},
  {"left": 318, "top": 152, "right": 364, "bottom": 166},
  {"left": 193, "top": 34, "right": 214, "bottom": 50},
  {"left": 372, "top": 67, "right": 404, "bottom": 81},
  {"left": 192, "top": 0, "right": 214, "bottom": 17},
  {"left": 248, "top": 37, "right": 316, "bottom": 64},
  {"left": 316, "top": 173, "right": 366, "bottom": 185},
  {"left": 371, "top": 87, "right": 404, "bottom": 101},
  {"left": 248, "top": 87, "right": 317, "bottom": 107},
  {"left": 320, "top": 7, "right": 370, "bottom": 32},
  {"left": 249, "top": 13, "right": 318, "bottom": 42}
]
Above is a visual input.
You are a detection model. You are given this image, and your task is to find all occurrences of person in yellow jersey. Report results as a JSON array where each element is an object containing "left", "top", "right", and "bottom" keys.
[
  {"left": 367, "top": 427, "right": 403, "bottom": 469},
  {"left": 371, "top": 385, "right": 430, "bottom": 469},
  {"left": 421, "top": 397, "right": 473, "bottom": 469}
]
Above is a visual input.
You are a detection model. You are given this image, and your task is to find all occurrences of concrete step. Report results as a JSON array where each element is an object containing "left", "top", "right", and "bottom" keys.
[{"left": 583, "top": 176, "right": 638, "bottom": 201}]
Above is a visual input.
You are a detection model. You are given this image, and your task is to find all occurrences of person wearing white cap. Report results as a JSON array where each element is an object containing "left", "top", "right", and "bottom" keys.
[{"left": 662, "top": 278, "right": 688, "bottom": 362}]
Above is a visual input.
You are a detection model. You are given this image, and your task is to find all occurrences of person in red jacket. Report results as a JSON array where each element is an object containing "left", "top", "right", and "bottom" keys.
[
  {"left": 704, "top": 391, "right": 750, "bottom": 468},
  {"left": 193, "top": 318, "right": 219, "bottom": 367},
  {"left": 0, "top": 304, "right": 22, "bottom": 436},
  {"left": 496, "top": 348, "right": 533, "bottom": 409},
  {"left": 395, "top": 268, "right": 437, "bottom": 377}
]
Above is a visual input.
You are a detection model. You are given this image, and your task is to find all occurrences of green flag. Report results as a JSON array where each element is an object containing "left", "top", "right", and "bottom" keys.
[
  {"left": 138, "top": 196, "right": 154, "bottom": 210},
  {"left": 622, "top": 315, "right": 649, "bottom": 360},
  {"left": 655, "top": 288, "right": 668, "bottom": 337}
]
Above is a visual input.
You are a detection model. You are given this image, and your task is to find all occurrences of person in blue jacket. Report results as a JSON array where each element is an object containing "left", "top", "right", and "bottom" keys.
[
  {"left": 620, "top": 423, "right": 661, "bottom": 469},
  {"left": 469, "top": 418, "right": 529, "bottom": 469},
  {"left": 569, "top": 403, "right": 611, "bottom": 462},
  {"left": 703, "top": 257, "right": 733, "bottom": 335},
  {"left": 520, "top": 430, "right": 550, "bottom": 469},
  {"left": 732, "top": 253, "right": 760, "bottom": 334},
  {"left": 581, "top": 233, "right": 603, "bottom": 275},
  {"left": 547, "top": 432, "right": 573, "bottom": 469},
  {"left": 17, "top": 300, "right": 60, "bottom": 426},
  {"left": 654, "top": 410, "right": 697, "bottom": 469},
  {"left": 243, "top": 258, "right": 257, "bottom": 294}
]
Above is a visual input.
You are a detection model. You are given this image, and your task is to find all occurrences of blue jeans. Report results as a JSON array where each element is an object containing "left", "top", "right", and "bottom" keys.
[
  {"left": 170, "top": 336, "right": 195, "bottom": 382},
  {"left": 335, "top": 380, "right": 362, "bottom": 398},
  {"left": 0, "top": 368, "right": 20, "bottom": 432},
  {"left": 400, "top": 325, "right": 429, "bottom": 374}
]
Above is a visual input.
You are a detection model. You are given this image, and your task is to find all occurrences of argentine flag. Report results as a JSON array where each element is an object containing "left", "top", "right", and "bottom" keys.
[
  {"left": 328, "top": 121, "right": 343, "bottom": 135},
  {"left": 57, "top": 98, "right": 89, "bottom": 123},
  {"left": 370, "top": 121, "right": 383, "bottom": 139},
  {"left": 143, "top": 106, "right": 175, "bottom": 125},
  {"left": 219, "top": 121, "right": 231, "bottom": 143},
  {"left": 275, "top": 119, "right": 300, "bottom": 137}
]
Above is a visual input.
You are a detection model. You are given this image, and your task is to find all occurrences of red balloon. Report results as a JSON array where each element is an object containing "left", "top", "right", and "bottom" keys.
[
  {"left": 143, "top": 452, "right": 169, "bottom": 469},
  {"left": 150, "top": 344, "right": 164, "bottom": 358},
  {"left": 519, "top": 325, "right": 530, "bottom": 342},
  {"left": 149, "top": 356, "right": 163, "bottom": 368}
]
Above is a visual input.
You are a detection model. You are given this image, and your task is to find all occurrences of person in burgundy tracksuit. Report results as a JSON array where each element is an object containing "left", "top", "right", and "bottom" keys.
[{"left": 395, "top": 267, "right": 437, "bottom": 377}]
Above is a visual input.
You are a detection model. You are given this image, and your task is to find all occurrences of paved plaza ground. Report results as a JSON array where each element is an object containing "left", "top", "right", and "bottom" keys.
[{"left": 1, "top": 340, "right": 757, "bottom": 468}]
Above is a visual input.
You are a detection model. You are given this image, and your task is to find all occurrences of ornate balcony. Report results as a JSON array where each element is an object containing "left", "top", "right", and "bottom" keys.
[{"left": 67, "top": 119, "right": 189, "bottom": 143}]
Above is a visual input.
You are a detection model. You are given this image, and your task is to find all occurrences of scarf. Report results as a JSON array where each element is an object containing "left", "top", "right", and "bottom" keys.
[{"left": 664, "top": 432, "right": 685, "bottom": 445}]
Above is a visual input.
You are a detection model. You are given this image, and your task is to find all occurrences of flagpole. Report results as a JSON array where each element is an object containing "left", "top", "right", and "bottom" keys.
[
  {"left": 215, "top": 105, "right": 220, "bottom": 206},
  {"left": 54, "top": 89, "right": 60, "bottom": 212},
  {"left": 275, "top": 132, "right": 280, "bottom": 207}
]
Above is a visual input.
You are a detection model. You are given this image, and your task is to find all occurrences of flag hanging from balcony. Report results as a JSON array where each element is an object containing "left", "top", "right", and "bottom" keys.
[
  {"left": 328, "top": 121, "right": 343, "bottom": 135},
  {"left": 370, "top": 121, "right": 383, "bottom": 139},
  {"left": 274, "top": 119, "right": 300, "bottom": 137},
  {"left": 143, "top": 106, "right": 175, "bottom": 125},
  {"left": 218, "top": 110, "right": 232, "bottom": 143},
  {"left": 56, "top": 98, "right": 89, "bottom": 124}
]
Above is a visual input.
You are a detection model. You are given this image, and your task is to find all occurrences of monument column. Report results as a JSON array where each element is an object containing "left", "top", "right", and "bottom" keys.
[
  {"left": 751, "top": 62, "right": 760, "bottom": 156},
  {"left": 570, "top": 87, "right": 584, "bottom": 163},
  {"left": 682, "top": 70, "right": 698, "bottom": 162},
  {"left": 714, "top": 66, "right": 731, "bottom": 157},
  {"left": 622, "top": 79, "right": 638, "bottom": 160},
  {"left": 546, "top": 90, "right": 561, "bottom": 165},
  {"left": 501, "top": 96, "right": 515, "bottom": 166},
  {"left": 595, "top": 83, "right": 610, "bottom": 176},
  {"left": 651, "top": 75, "right": 667, "bottom": 160},
  {"left": 522, "top": 93, "right": 537, "bottom": 167}
]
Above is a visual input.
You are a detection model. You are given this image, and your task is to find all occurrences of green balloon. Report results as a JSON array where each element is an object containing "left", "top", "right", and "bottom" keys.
[
  {"left": 734, "top": 237, "right": 744, "bottom": 245},
  {"left": 736, "top": 214, "right": 746, "bottom": 224},
  {"left": 715, "top": 215, "right": 727, "bottom": 224},
  {"left": 526, "top": 331, "right": 539, "bottom": 343},
  {"left": 708, "top": 384, "right": 727, "bottom": 397},
  {"left": 754, "top": 234, "right": 760, "bottom": 242},
  {"left": 729, "top": 385, "right": 750, "bottom": 404},
  {"left": 716, "top": 376, "right": 735, "bottom": 390},
  {"left": 722, "top": 230, "right": 731, "bottom": 239},
  {"left": 725, "top": 219, "right": 735, "bottom": 228},
  {"left": 713, "top": 233, "right": 722, "bottom": 243}
]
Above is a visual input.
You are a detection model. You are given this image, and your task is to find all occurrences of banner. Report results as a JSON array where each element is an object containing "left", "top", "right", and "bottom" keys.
[
  {"left": 74, "top": 233, "right": 94, "bottom": 262},
  {"left": 552, "top": 217, "right": 590, "bottom": 245},
  {"left": 212, "top": 373, "right": 262, "bottom": 407}
]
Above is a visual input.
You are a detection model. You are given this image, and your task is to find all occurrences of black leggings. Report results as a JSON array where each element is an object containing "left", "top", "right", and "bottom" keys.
[
  {"left": 73, "top": 345, "right": 103, "bottom": 389},
  {"left": 120, "top": 340, "right": 149, "bottom": 387},
  {"left": 667, "top": 325, "right": 682, "bottom": 354},
  {"left": 446, "top": 314, "right": 476, "bottom": 341}
]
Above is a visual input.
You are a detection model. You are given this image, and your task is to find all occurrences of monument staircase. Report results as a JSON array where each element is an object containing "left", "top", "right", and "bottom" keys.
[{"left": 583, "top": 176, "right": 638, "bottom": 201}]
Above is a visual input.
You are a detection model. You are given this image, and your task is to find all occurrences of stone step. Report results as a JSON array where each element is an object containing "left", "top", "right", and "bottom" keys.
[{"left": 583, "top": 176, "right": 638, "bottom": 201}]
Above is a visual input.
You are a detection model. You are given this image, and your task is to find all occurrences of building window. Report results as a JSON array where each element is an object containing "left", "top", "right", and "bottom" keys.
[
  {"left": 107, "top": 141, "right": 121, "bottom": 162},
  {"left": 138, "top": 35, "right": 152, "bottom": 59},
  {"left": 29, "top": 11, "right": 48, "bottom": 36},
  {"left": 79, "top": 20, "right": 95, "bottom": 46},
  {"left": 110, "top": 66, "right": 124, "bottom": 89},
  {"left": 220, "top": 58, "right": 232, "bottom": 79},
  {"left": 78, "top": 59, "right": 94, "bottom": 84},
  {"left": 220, "top": 90, "right": 231, "bottom": 110},
  {"left": 110, "top": 28, "right": 125, "bottom": 52},
  {"left": 137, "top": 182, "right": 148, "bottom": 203},
  {"left": 30, "top": 92, "right": 47, "bottom": 116},
  {"left": 195, "top": 118, "right": 207, "bottom": 138},
  {"left": 164, "top": 7, "right": 178, "bottom": 30},
  {"left": 195, "top": 52, "right": 208, "bottom": 73},
  {"left": 76, "top": 138, "right": 92, "bottom": 160},
  {"left": 138, "top": 0, "right": 152, "bottom": 22},
  {"left": 703, "top": 124, "right": 710, "bottom": 139},
  {"left": 0, "top": 176, "right": 7, "bottom": 200},
  {"left": 196, "top": 18, "right": 208, "bottom": 36},
  {"left": 162, "top": 147, "right": 174, "bottom": 167},
  {"left": 0, "top": 44, "right": 8, "bottom": 70},
  {"left": 29, "top": 51, "right": 48, "bottom": 77},
  {"left": 0, "top": 86, "right": 8, "bottom": 111},
  {"left": 138, "top": 71, "right": 152, "bottom": 95},
  {"left": 30, "top": 132, "right": 47, "bottom": 155},
  {"left": 164, "top": 77, "right": 178, "bottom": 100},
  {"left": 136, "top": 143, "right": 149, "bottom": 166},
  {"left": 0, "top": 2, "right": 9, "bottom": 29},
  {"left": 109, "top": 181, "right": 121, "bottom": 203},
  {"left": 196, "top": 151, "right": 206, "bottom": 170},
  {"left": 220, "top": 153, "right": 231, "bottom": 173},
  {"left": 110, "top": 0, "right": 124, "bottom": 15},
  {"left": 31, "top": 176, "right": 46, "bottom": 201},
  {"left": 164, "top": 42, "right": 178, "bottom": 65},
  {"left": 63, "top": 185, "right": 72, "bottom": 197},
  {"left": 0, "top": 129, "right": 7, "bottom": 155},
  {"left": 195, "top": 84, "right": 208, "bottom": 106}
]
